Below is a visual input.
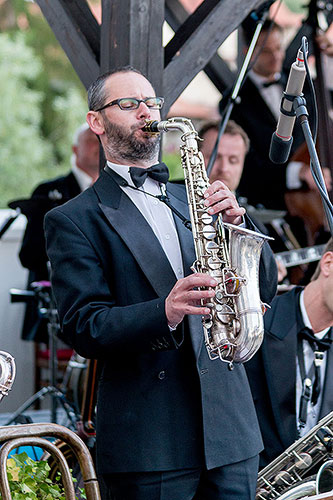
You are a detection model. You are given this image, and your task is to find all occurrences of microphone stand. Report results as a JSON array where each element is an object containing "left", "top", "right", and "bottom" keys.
[
  {"left": 206, "top": 2, "right": 273, "bottom": 177},
  {"left": 293, "top": 95, "right": 333, "bottom": 237}
]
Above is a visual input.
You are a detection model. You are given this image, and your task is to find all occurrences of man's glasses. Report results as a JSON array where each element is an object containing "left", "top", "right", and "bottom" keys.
[{"left": 95, "top": 97, "right": 164, "bottom": 112}]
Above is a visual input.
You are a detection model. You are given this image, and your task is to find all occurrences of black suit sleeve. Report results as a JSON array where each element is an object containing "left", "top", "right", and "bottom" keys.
[{"left": 45, "top": 208, "right": 176, "bottom": 359}]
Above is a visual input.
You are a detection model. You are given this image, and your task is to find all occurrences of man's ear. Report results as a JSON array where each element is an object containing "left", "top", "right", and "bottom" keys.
[
  {"left": 320, "top": 251, "right": 333, "bottom": 277},
  {"left": 86, "top": 111, "right": 104, "bottom": 136}
]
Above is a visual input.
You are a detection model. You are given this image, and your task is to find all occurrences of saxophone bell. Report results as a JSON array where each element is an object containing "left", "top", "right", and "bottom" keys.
[{"left": 0, "top": 351, "right": 16, "bottom": 402}]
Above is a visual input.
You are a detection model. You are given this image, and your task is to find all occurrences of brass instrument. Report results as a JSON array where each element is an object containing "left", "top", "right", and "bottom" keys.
[
  {"left": 0, "top": 422, "right": 101, "bottom": 500},
  {"left": 143, "top": 117, "right": 272, "bottom": 367},
  {"left": 0, "top": 351, "right": 15, "bottom": 402},
  {"left": 256, "top": 411, "right": 333, "bottom": 499}
]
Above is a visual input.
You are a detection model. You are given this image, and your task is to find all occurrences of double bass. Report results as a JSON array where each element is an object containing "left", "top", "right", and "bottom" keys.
[{"left": 284, "top": 0, "right": 333, "bottom": 245}]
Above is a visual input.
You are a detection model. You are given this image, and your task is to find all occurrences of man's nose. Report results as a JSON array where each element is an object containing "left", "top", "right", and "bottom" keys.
[{"left": 137, "top": 101, "right": 151, "bottom": 119}]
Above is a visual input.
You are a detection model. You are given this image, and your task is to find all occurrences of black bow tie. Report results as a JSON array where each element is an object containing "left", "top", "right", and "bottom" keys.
[
  {"left": 298, "top": 326, "right": 332, "bottom": 352},
  {"left": 262, "top": 78, "right": 282, "bottom": 88},
  {"left": 129, "top": 163, "right": 169, "bottom": 188}
]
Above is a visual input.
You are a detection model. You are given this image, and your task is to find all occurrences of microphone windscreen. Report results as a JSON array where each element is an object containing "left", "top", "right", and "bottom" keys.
[{"left": 269, "top": 133, "right": 293, "bottom": 164}]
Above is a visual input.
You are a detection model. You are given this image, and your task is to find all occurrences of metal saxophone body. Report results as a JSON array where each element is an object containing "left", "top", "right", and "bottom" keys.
[
  {"left": 143, "top": 117, "right": 272, "bottom": 366},
  {"left": 256, "top": 411, "right": 333, "bottom": 499},
  {"left": 0, "top": 350, "right": 16, "bottom": 402}
]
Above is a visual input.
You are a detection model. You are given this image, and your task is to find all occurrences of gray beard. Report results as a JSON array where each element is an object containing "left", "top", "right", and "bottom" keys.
[{"left": 103, "top": 116, "right": 160, "bottom": 163}]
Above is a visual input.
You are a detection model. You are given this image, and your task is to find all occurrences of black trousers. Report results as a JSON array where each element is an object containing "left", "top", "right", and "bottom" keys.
[{"left": 102, "top": 454, "right": 259, "bottom": 500}]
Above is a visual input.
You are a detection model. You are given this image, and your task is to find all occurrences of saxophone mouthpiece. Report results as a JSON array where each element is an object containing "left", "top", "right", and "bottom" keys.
[{"left": 142, "top": 120, "right": 160, "bottom": 134}]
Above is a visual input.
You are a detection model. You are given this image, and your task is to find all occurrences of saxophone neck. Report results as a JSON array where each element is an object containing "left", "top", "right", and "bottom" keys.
[{"left": 143, "top": 118, "right": 199, "bottom": 149}]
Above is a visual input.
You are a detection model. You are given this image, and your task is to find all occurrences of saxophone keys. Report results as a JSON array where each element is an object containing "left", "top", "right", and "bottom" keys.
[
  {"left": 207, "top": 256, "right": 222, "bottom": 270},
  {"left": 201, "top": 212, "right": 213, "bottom": 225},
  {"left": 202, "top": 225, "right": 216, "bottom": 240}
]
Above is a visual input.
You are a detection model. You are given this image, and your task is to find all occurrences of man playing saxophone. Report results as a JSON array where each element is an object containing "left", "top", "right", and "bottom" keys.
[
  {"left": 44, "top": 66, "right": 277, "bottom": 500},
  {"left": 245, "top": 238, "right": 333, "bottom": 470}
]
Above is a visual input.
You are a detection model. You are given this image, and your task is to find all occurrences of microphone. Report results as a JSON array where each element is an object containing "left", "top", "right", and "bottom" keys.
[{"left": 269, "top": 45, "right": 307, "bottom": 164}]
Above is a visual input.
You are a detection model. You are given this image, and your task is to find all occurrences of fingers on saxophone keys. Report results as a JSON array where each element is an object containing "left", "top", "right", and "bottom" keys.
[{"left": 183, "top": 273, "right": 217, "bottom": 289}]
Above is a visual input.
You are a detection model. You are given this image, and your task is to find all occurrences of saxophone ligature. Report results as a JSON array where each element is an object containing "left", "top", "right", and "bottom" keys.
[
  {"left": 143, "top": 117, "right": 272, "bottom": 367},
  {"left": 256, "top": 411, "right": 333, "bottom": 499},
  {"left": 0, "top": 351, "right": 16, "bottom": 402}
]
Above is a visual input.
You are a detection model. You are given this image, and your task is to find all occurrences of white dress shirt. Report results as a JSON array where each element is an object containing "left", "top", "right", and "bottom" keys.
[
  {"left": 71, "top": 164, "right": 94, "bottom": 192},
  {"left": 106, "top": 161, "right": 184, "bottom": 281},
  {"left": 296, "top": 290, "right": 330, "bottom": 436}
]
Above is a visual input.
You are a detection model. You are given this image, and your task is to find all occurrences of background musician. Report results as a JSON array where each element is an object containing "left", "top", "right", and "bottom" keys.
[
  {"left": 198, "top": 119, "right": 287, "bottom": 283},
  {"left": 245, "top": 238, "right": 333, "bottom": 469},
  {"left": 229, "top": 19, "right": 332, "bottom": 213},
  {"left": 18, "top": 123, "right": 100, "bottom": 342},
  {"left": 45, "top": 66, "right": 277, "bottom": 500}
]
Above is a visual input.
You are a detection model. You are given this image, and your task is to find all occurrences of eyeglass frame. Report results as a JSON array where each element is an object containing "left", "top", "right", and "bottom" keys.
[{"left": 95, "top": 96, "right": 165, "bottom": 112}]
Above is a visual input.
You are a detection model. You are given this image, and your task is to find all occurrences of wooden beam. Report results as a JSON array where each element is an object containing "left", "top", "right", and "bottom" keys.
[
  {"left": 165, "top": 0, "right": 235, "bottom": 93},
  {"left": 34, "top": 0, "right": 100, "bottom": 89},
  {"left": 165, "top": 0, "right": 220, "bottom": 63},
  {"left": 100, "top": 0, "right": 164, "bottom": 95},
  {"left": 163, "top": 0, "right": 266, "bottom": 111}
]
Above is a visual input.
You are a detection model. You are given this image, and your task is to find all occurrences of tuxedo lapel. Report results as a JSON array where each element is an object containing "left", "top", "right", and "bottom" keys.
[
  {"left": 263, "top": 290, "right": 300, "bottom": 447},
  {"left": 320, "top": 335, "right": 333, "bottom": 418},
  {"left": 167, "top": 183, "right": 204, "bottom": 357},
  {"left": 166, "top": 184, "right": 194, "bottom": 276},
  {"left": 245, "top": 78, "right": 277, "bottom": 129},
  {"left": 94, "top": 170, "right": 177, "bottom": 298}
]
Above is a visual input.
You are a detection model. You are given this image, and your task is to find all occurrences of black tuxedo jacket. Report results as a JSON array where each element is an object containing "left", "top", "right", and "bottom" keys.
[
  {"left": 230, "top": 77, "right": 311, "bottom": 210},
  {"left": 19, "top": 171, "right": 81, "bottom": 278},
  {"left": 245, "top": 286, "right": 333, "bottom": 468},
  {"left": 45, "top": 168, "right": 277, "bottom": 474}
]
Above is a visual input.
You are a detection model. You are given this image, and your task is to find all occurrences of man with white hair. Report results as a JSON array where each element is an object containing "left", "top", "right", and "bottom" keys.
[{"left": 18, "top": 123, "right": 100, "bottom": 340}]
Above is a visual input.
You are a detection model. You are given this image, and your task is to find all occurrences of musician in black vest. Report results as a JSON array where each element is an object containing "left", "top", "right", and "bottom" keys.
[
  {"left": 18, "top": 123, "right": 100, "bottom": 341},
  {"left": 245, "top": 238, "right": 333, "bottom": 469},
  {"left": 44, "top": 67, "right": 278, "bottom": 500}
]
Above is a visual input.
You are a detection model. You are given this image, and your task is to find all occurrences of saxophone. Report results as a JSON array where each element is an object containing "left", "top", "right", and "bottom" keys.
[
  {"left": 0, "top": 351, "right": 16, "bottom": 402},
  {"left": 256, "top": 411, "right": 333, "bottom": 499},
  {"left": 143, "top": 117, "right": 272, "bottom": 366}
]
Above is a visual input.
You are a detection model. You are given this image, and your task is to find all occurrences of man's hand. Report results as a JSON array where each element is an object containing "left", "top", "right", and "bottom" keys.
[
  {"left": 165, "top": 273, "right": 217, "bottom": 327},
  {"left": 203, "top": 180, "right": 246, "bottom": 225}
]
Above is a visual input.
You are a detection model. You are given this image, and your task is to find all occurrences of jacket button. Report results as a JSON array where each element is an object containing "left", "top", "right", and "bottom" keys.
[
  {"left": 200, "top": 369, "right": 208, "bottom": 375},
  {"left": 158, "top": 370, "right": 166, "bottom": 380}
]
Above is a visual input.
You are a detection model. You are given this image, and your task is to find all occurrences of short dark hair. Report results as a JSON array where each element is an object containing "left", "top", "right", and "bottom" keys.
[
  {"left": 242, "top": 19, "right": 282, "bottom": 47},
  {"left": 311, "top": 238, "right": 333, "bottom": 281},
  {"left": 198, "top": 120, "right": 250, "bottom": 153},
  {"left": 87, "top": 66, "right": 146, "bottom": 111}
]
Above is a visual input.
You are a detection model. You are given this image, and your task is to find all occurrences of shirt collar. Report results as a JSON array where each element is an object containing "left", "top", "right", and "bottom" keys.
[
  {"left": 248, "top": 70, "right": 281, "bottom": 87},
  {"left": 299, "top": 290, "right": 330, "bottom": 339},
  {"left": 107, "top": 160, "right": 135, "bottom": 187},
  {"left": 71, "top": 164, "right": 94, "bottom": 191},
  {"left": 106, "top": 160, "right": 162, "bottom": 193}
]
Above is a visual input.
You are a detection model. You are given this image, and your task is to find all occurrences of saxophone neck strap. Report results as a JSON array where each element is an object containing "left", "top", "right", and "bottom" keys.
[{"left": 105, "top": 165, "right": 192, "bottom": 231}]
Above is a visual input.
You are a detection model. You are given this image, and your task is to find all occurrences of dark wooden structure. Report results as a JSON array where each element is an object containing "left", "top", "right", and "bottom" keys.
[{"left": 33, "top": 0, "right": 267, "bottom": 116}]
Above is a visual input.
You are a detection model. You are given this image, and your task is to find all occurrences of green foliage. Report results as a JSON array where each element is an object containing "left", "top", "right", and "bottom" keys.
[
  {"left": 0, "top": 32, "right": 53, "bottom": 204},
  {"left": 0, "top": 2, "right": 88, "bottom": 208},
  {"left": 3, "top": 452, "right": 86, "bottom": 500},
  {"left": 162, "top": 152, "right": 184, "bottom": 182}
]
